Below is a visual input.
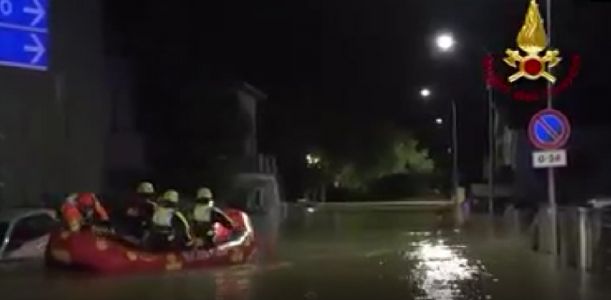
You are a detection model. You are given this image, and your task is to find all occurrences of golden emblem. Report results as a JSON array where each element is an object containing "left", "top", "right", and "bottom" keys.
[{"left": 504, "top": 0, "right": 561, "bottom": 83}]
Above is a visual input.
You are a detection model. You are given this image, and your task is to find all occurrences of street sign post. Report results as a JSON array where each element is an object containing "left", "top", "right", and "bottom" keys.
[
  {"left": 528, "top": 109, "right": 571, "bottom": 150},
  {"left": 0, "top": 0, "right": 48, "bottom": 71},
  {"left": 527, "top": 107, "right": 571, "bottom": 256}
]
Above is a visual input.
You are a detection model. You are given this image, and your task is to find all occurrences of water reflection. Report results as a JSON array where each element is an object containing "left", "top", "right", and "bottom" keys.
[
  {"left": 4, "top": 210, "right": 611, "bottom": 300},
  {"left": 404, "top": 239, "right": 491, "bottom": 300},
  {"left": 211, "top": 262, "right": 294, "bottom": 300},
  {"left": 213, "top": 266, "right": 254, "bottom": 300}
]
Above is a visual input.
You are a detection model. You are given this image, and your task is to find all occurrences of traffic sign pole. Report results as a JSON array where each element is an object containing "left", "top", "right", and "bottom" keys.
[
  {"left": 546, "top": 0, "right": 558, "bottom": 257},
  {"left": 528, "top": 108, "right": 569, "bottom": 256}
]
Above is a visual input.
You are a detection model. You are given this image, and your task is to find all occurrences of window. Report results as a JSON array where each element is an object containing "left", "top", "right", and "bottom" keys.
[
  {"left": 6, "top": 214, "right": 57, "bottom": 252},
  {"left": 0, "top": 222, "right": 7, "bottom": 243},
  {"left": 254, "top": 188, "right": 264, "bottom": 209},
  {"left": 247, "top": 188, "right": 265, "bottom": 212}
]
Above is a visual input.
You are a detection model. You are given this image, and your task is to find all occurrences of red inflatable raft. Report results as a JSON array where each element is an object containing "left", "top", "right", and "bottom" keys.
[{"left": 46, "top": 209, "right": 256, "bottom": 273}]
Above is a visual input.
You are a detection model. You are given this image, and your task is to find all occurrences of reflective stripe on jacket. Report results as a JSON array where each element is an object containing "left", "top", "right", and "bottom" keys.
[
  {"left": 151, "top": 207, "right": 193, "bottom": 241},
  {"left": 193, "top": 204, "right": 213, "bottom": 223},
  {"left": 152, "top": 207, "right": 175, "bottom": 227}
]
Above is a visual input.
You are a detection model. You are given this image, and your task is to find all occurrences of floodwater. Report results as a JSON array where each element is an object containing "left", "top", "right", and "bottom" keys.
[{"left": 1, "top": 207, "right": 611, "bottom": 300}]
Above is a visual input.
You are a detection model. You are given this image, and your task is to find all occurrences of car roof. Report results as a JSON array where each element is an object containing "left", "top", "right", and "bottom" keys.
[{"left": 0, "top": 208, "right": 56, "bottom": 223}]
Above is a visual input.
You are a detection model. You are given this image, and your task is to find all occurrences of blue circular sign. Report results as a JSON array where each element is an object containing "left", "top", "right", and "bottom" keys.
[{"left": 528, "top": 109, "right": 571, "bottom": 150}]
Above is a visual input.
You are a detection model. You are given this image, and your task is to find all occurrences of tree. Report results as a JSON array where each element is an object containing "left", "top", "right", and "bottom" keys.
[
  {"left": 329, "top": 125, "right": 435, "bottom": 190},
  {"left": 395, "top": 138, "right": 435, "bottom": 174}
]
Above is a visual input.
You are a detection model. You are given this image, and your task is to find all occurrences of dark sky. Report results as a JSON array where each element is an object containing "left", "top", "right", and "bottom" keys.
[{"left": 104, "top": 0, "right": 611, "bottom": 181}]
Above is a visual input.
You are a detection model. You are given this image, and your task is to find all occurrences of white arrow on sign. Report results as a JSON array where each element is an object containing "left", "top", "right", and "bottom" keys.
[
  {"left": 23, "top": 0, "right": 45, "bottom": 27},
  {"left": 23, "top": 33, "right": 45, "bottom": 64}
]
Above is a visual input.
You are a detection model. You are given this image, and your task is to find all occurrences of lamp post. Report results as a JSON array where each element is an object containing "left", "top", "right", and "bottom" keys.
[
  {"left": 420, "top": 88, "right": 459, "bottom": 200},
  {"left": 431, "top": 32, "right": 460, "bottom": 200},
  {"left": 451, "top": 99, "right": 459, "bottom": 200},
  {"left": 430, "top": 32, "right": 496, "bottom": 213}
]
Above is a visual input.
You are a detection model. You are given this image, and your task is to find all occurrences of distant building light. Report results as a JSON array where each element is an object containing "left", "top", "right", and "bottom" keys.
[{"left": 306, "top": 153, "right": 321, "bottom": 167}]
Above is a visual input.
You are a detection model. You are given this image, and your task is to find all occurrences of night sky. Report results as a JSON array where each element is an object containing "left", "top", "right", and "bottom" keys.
[{"left": 104, "top": 0, "right": 611, "bottom": 183}]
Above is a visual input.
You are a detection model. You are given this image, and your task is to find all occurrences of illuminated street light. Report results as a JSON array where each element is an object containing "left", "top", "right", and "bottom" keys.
[
  {"left": 435, "top": 118, "right": 444, "bottom": 125},
  {"left": 435, "top": 33, "right": 455, "bottom": 52},
  {"left": 420, "top": 88, "right": 431, "bottom": 98}
]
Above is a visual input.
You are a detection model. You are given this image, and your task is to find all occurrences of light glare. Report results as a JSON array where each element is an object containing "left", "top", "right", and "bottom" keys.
[
  {"left": 436, "top": 33, "right": 455, "bottom": 51},
  {"left": 420, "top": 88, "right": 431, "bottom": 98}
]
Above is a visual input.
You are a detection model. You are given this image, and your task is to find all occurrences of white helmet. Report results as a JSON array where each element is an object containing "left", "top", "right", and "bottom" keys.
[
  {"left": 196, "top": 187, "right": 213, "bottom": 200},
  {"left": 162, "top": 190, "right": 179, "bottom": 204},
  {"left": 137, "top": 182, "right": 155, "bottom": 194}
]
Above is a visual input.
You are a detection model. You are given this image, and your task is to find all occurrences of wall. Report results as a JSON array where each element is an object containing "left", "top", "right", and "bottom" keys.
[
  {"left": 104, "top": 58, "right": 146, "bottom": 192},
  {"left": 237, "top": 89, "right": 258, "bottom": 157},
  {"left": 0, "top": 0, "right": 109, "bottom": 208}
]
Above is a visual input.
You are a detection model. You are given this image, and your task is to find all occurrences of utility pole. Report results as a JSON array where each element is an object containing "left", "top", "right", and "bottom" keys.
[
  {"left": 545, "top": 0, "right": 558, "bottom": 256},
  {"left": 452, "top": 99, "right": 459, "bottom": 199},
  {"left": 487, "top": 86, "right": 495, "bottom": 215}
]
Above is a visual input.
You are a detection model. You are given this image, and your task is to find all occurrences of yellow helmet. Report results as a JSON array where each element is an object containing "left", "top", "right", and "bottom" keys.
[
  {"left": 137, "top": 182, "right": 155, "bottom": 194},
  {"left": 196, "top": 187, "right": 213, "bottom": 199},
  {"left": 162, "top": 190, "right": 179, "bottom": 204}
]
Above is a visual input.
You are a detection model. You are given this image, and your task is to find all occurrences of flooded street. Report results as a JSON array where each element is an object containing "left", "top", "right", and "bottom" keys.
[{"left": 2, "top": 208, "right": 611, "bottom": 300}]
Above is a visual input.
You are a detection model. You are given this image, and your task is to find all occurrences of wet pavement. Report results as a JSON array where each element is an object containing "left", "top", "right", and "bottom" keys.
[{"left": 1, "top": 207, "right": 611, "bottom": 300}]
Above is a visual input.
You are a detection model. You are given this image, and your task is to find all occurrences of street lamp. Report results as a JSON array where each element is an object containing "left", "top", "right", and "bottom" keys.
[
  {"left": 433, "top": 32, "right": 458, "bottom": 198},
  {"left": 420, "top": 88, "right": 431, "bottom": 98},
  {"left": 435, "top": 33, "right": 455, "bottom": 52},
  {"left": 419, "top": 86, "right": 459, "bottom": 201},
  {"left": 430, "top": 31, "right": 495, "bottom": 213}
]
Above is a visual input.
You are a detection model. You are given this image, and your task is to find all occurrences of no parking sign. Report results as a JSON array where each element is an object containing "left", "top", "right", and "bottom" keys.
[{"left": 528, "top": 109, "right": 571, "bottom": 168}]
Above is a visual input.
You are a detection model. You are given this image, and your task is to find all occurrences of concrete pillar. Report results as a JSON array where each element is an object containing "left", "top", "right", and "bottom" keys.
[{"left": 577, "top": 207, "right": 589, "bottom": 270}]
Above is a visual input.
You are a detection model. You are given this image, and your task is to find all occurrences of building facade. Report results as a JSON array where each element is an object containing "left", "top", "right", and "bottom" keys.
[{"left": 0, "top": 0, "right": 110, "bottom": 208}]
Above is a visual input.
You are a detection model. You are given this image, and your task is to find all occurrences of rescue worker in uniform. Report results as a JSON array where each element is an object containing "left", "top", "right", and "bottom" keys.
[
  {"left": 125, "top": 181, "right": 157, "bottom": 238},
  {"left": 191, "top": 187, "right": 236, "bottom": 248},
  {"left": 146, "top": 190, "right": 193, "bottom": 251},
  {"left": 61, "top": 192, "right": 110, "bottom": 232}
]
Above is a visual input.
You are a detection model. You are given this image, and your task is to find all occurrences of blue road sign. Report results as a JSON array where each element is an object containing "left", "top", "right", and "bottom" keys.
[
  {"left": 0, "top": 0, "right": 48, "bottom": 71},
  {"left": 528, "top": 109, "right": 571, "bottom": 150}
]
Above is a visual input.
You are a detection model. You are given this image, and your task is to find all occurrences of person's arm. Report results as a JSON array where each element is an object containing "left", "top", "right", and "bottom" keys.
[
  {"left": 145, "top": 199, "right": 158, "bottom": 210},
  {"left": 212, "top": 208, "right": 236, "bottom": 229},
  {"left": 94, "top": 200, "right": 110, "bottom": 221},
  {"left": 61, "top": 203, "right": 81, "bottom": 232},
  {"left": 173, "top": 212, "right": 193, "bottom": 242},
  {"left": 126, "top": 199, "right": 139, "bottom": 217}
]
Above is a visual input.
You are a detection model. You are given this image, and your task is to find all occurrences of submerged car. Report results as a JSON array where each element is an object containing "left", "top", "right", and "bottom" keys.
[{"left": 0, "top": 208, "right": 59, "bottom": 261}]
